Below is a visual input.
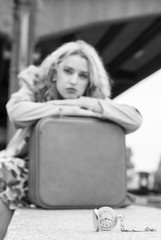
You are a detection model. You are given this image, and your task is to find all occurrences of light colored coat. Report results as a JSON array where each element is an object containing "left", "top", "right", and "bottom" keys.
[{"left": 1, "top": 70, "right": 142, "bottom": 158}]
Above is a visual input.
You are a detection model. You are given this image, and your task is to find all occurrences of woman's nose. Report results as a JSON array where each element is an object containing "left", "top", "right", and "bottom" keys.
[{"left": 69, "top": 74, "right": 78, "bottom": 84}]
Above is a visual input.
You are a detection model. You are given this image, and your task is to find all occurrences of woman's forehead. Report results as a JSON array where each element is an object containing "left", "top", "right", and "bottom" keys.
[{"left": 60, "top": 54, "right": 89, "bottom": 72}]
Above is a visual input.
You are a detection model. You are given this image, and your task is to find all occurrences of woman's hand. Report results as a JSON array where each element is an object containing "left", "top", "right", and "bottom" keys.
[
  {"left": 78, "top": 97, "right": 103, "bottom": 113},
  {"left": 52, "top": 97, "right": 103, "bottom": 113}
]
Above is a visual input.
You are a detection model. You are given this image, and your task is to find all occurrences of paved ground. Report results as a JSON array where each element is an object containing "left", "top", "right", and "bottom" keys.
[{"left": 5, "top": 202, "right": 161, "bottom": 240}]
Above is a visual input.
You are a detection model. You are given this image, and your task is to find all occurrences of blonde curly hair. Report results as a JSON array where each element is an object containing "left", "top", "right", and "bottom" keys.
[{"left": 34, "top": 40, "right": 111, "bottom": 102}]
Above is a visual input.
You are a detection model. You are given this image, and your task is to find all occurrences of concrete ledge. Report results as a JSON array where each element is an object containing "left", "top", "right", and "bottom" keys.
[{"left": 5, "top": 205, "right": 161, "bottom": 240}]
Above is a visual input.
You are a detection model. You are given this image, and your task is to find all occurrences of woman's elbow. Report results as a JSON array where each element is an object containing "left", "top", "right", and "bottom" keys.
[
  {"left": 7, "top": 109, "right": 35, "bottom": 128},
  {"left": 134, "top": 109, "right": 143, "bottom": 129},
  {"left": 126, "top": 112, "right": 143, "bottom": 134},
  {"left": 12, "top": 119, "right": 35, "bottom": 129}
]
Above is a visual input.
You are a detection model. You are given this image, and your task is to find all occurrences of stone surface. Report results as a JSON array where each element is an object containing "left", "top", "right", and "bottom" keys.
[{"left": 5, "top": 205, "right": 161, "bottom": 240}]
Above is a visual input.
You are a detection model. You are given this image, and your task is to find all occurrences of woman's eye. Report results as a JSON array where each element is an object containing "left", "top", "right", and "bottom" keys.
[
  {"left": 64, "top": 68, "right": 72, "bottom": 74},
  {"left": 79, "top": 73, "right": 88, "bottom": 80}
]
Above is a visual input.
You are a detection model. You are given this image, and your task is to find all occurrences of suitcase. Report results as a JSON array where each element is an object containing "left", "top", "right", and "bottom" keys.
[{"left": 28, "top": 116, "right": 127, "bottom": 209}]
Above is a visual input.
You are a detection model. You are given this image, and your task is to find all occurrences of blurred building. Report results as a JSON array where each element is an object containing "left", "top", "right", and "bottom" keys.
[{"left": 0, "top": 0, "right": 161, "bottom": 143}]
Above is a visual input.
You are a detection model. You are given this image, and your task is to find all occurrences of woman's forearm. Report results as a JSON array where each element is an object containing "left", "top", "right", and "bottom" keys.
[
  {"left": 79, "top": 97, "right": 142, "bottom": 133},
  {"left": 48, "top": 97, "right": 142, "bottom": 134},
  {"left": 6, "top": 98, "right": 96, "bottom": 128}
]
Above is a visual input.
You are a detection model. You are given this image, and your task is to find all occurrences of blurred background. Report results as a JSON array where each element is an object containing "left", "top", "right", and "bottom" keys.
[{"left": 0, "top": 0, "right": 161, "bottom": 203}]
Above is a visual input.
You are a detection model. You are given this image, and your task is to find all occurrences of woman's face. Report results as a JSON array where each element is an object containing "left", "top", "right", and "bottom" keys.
[{"left": 56, "top": 54, "right": 89, "bottom": 99}]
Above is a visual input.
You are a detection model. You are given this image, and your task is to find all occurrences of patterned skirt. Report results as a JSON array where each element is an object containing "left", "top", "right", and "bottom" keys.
[{"left": 0, "top": 151, "right": 34, "bottom": 210}]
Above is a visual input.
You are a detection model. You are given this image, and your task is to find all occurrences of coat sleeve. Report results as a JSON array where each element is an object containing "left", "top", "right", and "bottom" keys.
[{"left": 98, "top": 98, "right": 142, "bottom": 134}]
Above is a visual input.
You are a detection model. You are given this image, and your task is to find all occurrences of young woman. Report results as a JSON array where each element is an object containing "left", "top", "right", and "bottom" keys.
[{"left": 0, "top": 40, "right": 142, "bottom": 239}]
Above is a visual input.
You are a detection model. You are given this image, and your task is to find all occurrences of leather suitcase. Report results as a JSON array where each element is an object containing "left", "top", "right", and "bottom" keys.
[{"left": 28, "top": 116, "right": 126, "bottom": 209}]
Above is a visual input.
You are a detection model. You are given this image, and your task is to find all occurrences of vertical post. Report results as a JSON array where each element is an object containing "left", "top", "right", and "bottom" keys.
[{"left": 7, "top": 0, "right": 36, "bottom": 141}]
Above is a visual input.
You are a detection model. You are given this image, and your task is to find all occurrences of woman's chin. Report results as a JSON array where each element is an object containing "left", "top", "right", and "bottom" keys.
[{"left": 64, "top": 94, "right": 79, "bottom": 99}]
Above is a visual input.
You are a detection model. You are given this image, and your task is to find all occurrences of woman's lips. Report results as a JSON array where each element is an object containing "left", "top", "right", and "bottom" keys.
[{"left": 66, "top": 88, "right": 77, "bottom": 93}]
